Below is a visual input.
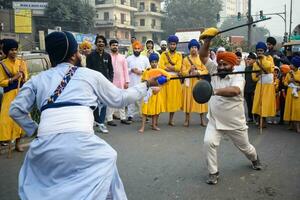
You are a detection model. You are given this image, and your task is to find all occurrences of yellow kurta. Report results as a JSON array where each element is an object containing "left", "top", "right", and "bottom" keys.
[
  {"left": 251, "top": 56, "right": 276, "bottom": 117},
  {"left": 181, "top": 55, "right": 208, "bottom": 113},
  {"left": 141, "top": 68, "right": 165, "bottom": 115},
  {"left": 0, "top": 58, "right": 28, "bottom": 141},
  {"left": 158, "top": 51, "right": 182, "bottom": 112},
  {"left": 283, "top": 70, "right": 300, "bottom": 121}
]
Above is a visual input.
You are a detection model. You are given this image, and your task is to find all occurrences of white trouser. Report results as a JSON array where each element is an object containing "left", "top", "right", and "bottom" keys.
[
  {"left": 106, "top": 107, "right": 126, "bottom": 121},
  {"left": 127, "top": 100, "right": 141, "bottom": 118},
  {"left": 203, "top": 121, "right": 257, "bottom": 174}
]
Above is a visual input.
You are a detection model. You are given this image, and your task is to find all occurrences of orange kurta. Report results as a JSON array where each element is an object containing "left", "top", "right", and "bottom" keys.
[
  {"left": 181, "top": 55, "right": 208, "bottom": 113},
  {"left": 0, "top": 58, "right": 28, "bottom": 141}
]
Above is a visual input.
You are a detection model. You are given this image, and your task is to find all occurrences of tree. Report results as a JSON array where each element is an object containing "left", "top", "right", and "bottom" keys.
[
  {"left": 162, "top": 0, "right": 222, "bottom": 38},
  {"left": 46, "top": 0, "right": 95, "bottom": 33},
  {"left": 219, "top": 16, "right": 270, "bottom": 46}
]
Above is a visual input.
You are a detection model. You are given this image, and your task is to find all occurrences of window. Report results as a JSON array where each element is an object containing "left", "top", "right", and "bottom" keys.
[
  {"left": 139, "top": 2, "right": 145, "bottom": 11},
  {"left": 26, "top": 58, "right": 45, "bottom": 76},
  {"left": 121, "top": 0, "right": 126, "bottom": 5},
  {"left": 121, "top": 13, "right": 126, "bottom": 24},
  {"left": 150, "top": 3, "right": 157, "bottom": 12},
  {"left": 151, "top": 19, "right": 156, "bottom": 28},
  {"left": 125, "top": 31, "right": 129, "bottom": 39},
  {"left": 105, "top": 31, "right": 110, "bottom": 38},
  {"left": 95, "top": 0, "right": 105, "bottom": 5},
  {"left": 140, "top": 19, "right": 145, "bottom": 26},
  {"left": 104, "top": 12, "right": 109, "bottom": 20},
  {"left": 142, "top": 36, "right": 147, "bottom": 43}
]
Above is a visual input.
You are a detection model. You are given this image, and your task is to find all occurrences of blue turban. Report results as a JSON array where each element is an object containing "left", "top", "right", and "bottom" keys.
[
  {"left": 149, "top": 53, "right": 159, "bottom": 62},
  {"left": 45, "top": 31, "right": 78, "bottom": 66},
  {"left": 291, "top": 56, "right": 300, "bottom": 68},
  {"left": 168, "top": 35, "right": 179, "bottom": 44},
  {"left": 188, "top": 39, "right": 200, "bottom": 50},
  {"left": 256, "top": 42, "right": 267, "bottom": 51},
  {"left": 2, "top": 39, "right": 18, "bottom": 55}
]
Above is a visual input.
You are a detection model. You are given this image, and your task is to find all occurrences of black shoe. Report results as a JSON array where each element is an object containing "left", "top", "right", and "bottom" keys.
[
  {"left": 107, "top": 121, "right": 117, "bottom": 126},
  {"left": 121, "top": 120, "right": 131, "bottom": 125},
  {"left": 206, "top": 172, "right": 219, "bottom": 185},
  {"left": 127, "top": 117, "right": 133, "bottom": 122},
  {"left": 113, "top": 115, "right": 120, "bottom": 120},
  {"left": 252, "top": 156, "right": 262, "bottom": 170}
]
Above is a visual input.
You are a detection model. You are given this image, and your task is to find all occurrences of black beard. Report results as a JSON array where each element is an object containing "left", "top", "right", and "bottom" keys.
[
  {"left": 217, "top": 69, "right": 231, "bottom": 78},
  {"left": 161, "top": 47, "right": 166, "bottom": 51},
  {"left": 133, "top": 51, "right": 141, "bottom": 57}
]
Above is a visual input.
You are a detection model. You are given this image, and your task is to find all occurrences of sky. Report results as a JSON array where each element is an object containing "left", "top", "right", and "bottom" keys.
[{"left": 250, "top": 0, "right": 299, "bottom": 37}]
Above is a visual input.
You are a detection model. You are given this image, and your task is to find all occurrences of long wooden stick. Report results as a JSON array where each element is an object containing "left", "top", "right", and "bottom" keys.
[
  {"left": 259, "top": 72, "right": 263, "bottom": 134},
  {"left": 170, "top": 70, "right": 261, "bottom": 80}
]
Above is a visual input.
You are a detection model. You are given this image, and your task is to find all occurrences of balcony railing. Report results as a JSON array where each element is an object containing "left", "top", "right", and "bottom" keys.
[{"left": 94, "top": 19, "right": 135, "bottom": 28}]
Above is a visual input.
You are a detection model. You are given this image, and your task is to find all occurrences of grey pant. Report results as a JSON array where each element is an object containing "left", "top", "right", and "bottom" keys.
[{"left": 204, "top": 122, "right": 257, "bottom": 174}]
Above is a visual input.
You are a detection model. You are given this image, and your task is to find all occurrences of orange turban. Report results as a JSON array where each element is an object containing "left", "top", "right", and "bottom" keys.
[
  {"left": 79, "top": 40, "right": 92, "bottom": 50},
  {"left": 132, "top": 40, "right": 142, "bottom": 49},
  {"left": 217, "top": 52, "right": 238, "bottom": 66},
  {"left": 280, "top": 64, "right": 290, "bottom": 74}
]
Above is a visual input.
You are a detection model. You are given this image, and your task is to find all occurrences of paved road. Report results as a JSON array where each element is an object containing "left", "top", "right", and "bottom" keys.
[{"left": 1, "top": 112, "right": 300, "bottom": 200}]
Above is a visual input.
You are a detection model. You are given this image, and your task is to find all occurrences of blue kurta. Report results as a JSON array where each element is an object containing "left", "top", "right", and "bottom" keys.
[{"left": 9, "top": 63, "right": 148, "bottom": 200}]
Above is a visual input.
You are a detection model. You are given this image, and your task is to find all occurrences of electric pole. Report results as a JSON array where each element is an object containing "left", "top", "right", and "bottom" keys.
[
  {"left": 247, "top": 0, "right": 252, "bottom": 50},
  {"left": 289, "top": 0, "right": 293, "bottom": 41}
]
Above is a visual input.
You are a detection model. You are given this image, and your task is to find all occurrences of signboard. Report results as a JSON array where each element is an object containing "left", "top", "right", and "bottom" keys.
[
  {"left": 12, "top": 2, "right": 48, "bottom": 10},
  {"left": 175, "top": 30, "right": 201, "bottom": 43},
  {"left": 15, "top": 9, "right": 32, "bottom": 33}
]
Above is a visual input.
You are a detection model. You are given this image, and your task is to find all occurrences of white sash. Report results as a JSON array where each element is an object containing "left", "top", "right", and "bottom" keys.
[
  {"left": 38, "top": 106, "right": 94, "bottom": 137},
  {"left": 258, "top": 73, "right": 273, "bottom": 84}
]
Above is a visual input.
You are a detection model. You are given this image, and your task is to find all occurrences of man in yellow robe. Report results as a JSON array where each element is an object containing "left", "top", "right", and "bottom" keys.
[
  {"left": 158, "top": 35, "right": 182, "bottom": 125},
  {"left": 0, "top": 39, "right": 28, "bottom": 151},
  {"left": 251, "top": 42, "right": 276, "bottom": 128},
  {"left": 283, "top": 56, "right": 300, "bottom": 132},
  {"left": 181, "top": 39, "right": 208, "bottom": 127}
]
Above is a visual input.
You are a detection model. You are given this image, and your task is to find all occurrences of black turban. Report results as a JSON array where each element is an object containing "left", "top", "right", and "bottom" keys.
[
  {"left": 266, "top": 37, "right": 277, "bottom": 46},
  {"left": 45, "top": 31, "right": 78, "bottom": 66},
  {"left": 2, "top": 39, "right": 18, "bottom": 55}
]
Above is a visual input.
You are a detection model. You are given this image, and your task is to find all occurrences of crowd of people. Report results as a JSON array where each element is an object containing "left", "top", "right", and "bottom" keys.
[
  {"left": 0, "top": 28, "right": 300, "bottom": 198},
  {"left": 75, "top": 34, "right": 300, "bottom": 135}
]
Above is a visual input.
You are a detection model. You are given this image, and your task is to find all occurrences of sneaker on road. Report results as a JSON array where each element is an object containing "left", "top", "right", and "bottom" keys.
[
  {"left": 206, "top": 172, "right": 219, "bottom": 185},
  {"left": 98, "top": 123, "right": 109, "bottom": 134},
  {"left": 121, "top": 120, "right": 131, "bottom": 125},
  {"left": 252, "top": 156, "right": 262, "bottom": 170}
]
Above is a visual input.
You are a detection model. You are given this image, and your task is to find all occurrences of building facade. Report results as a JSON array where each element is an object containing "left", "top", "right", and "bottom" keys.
[
  {"left": 219, "top": 0, "right": 248, "bottom": 23},
  {"left": 134, "top": 0, "right": 164, "bottom": 43},
  {"left": 92, "top": 0, "right": 164, "bottom": 45},
  {"left": 93, "top": 0, "right": 137, "bottom": 46}
]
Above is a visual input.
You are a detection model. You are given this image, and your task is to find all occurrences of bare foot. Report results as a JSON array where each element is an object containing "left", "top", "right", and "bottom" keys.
[
  {"left": 138, "top": 127, "right": 144, "bottom": 134},
  {"left": 15, "top": 145, "right": 24, "bottom": 152},
  {"left": 152, "top": 126, "right": 160, "bottom": 131},
  {"left": 168, "top": 121, "right": 175, "bottom": 126},
  {"left": 200, "top": 122, "right": 207, "bottom": 127},
  {"left": 183, "top": 119, "right": 189, "bottom": 127}
]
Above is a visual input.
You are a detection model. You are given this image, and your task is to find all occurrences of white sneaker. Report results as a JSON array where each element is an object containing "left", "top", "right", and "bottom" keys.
[{"left": 98, "top": 123, "right": 109, "bottom": 134}]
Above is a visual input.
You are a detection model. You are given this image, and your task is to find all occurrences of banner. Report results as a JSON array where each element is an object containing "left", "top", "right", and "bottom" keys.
[{"left": 15, "top": 9, "right": 32, "bottom": 33}]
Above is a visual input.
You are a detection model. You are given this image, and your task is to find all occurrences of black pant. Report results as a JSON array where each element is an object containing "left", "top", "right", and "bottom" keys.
[
  {"left": 279, "top": 93, "right": 286, "bottom": 123},
  {"left": 244, "top": 92, "right": 254, "bottom": 120}
]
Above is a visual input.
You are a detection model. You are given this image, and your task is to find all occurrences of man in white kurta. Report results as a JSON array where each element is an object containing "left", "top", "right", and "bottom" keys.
[
  {"left": 198, "top": 32, "right": 262, "bottom": 185},
  {"left": 126, "top": 40, "right": 150, "bottom": 121},
  {"left": 9, "top": 31, "right": 163, "bottom": 200}
]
